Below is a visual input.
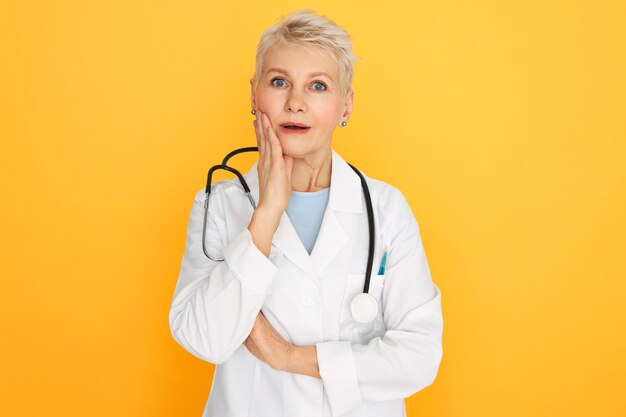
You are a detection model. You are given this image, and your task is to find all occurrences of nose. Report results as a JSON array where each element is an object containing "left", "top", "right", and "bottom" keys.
[{"left": 284, "top": 88, "right": 306, "bottom": 113}]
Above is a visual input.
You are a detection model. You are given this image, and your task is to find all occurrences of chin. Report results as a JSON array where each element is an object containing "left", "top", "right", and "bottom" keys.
[
  {"left": 276, "top": 136, "right": 309, "bottom": 155},
  {"left": 282, "top": 144, "right": 332, "bottom": 163}
]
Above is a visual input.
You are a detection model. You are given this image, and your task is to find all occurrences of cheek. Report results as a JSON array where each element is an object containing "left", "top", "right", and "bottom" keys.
[
  {"left": 256, "top": 94, "right": 274, "bottom": 109},
  {"left": 256, "top": 89, "right": 282, "bottom": 109},
  {"left": 317, "top": 107, "right": 341, "bottom": 129},
  {"left": 256, "top": 96, "right": 282, "bottom": 127}
]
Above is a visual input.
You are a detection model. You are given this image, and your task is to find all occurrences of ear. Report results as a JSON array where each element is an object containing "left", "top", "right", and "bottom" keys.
[
  {"left": 340, "top": 89, "right": 354, "bottom": 122},
  {"left": 250, "top": 78, "right": 256, "bottom": 109}
]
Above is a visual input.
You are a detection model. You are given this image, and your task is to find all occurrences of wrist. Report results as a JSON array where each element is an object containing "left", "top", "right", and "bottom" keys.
[
  {"left": 281, "top": 342, "right": 297, "bottom": 373},
  {"left": 254, "top": 204, "right": 283, "bottom": 223},
  {"left": 248, "top": 207, "right": 282, "bottom": 257},
  {"left": 249, "top": 206, "right": 282, "bottom": 238},
  {"left": 283, "top": 344, "right": 320, "bottom": 379}
]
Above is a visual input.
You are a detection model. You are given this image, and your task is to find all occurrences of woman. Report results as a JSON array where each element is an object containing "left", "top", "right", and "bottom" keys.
[{"left": 169, "top": 9, "right": 443, "bottom": 417}]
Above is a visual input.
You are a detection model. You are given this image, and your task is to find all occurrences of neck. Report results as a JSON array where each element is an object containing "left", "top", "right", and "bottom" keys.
[{"left": 290, "top": 148, "right": 332, "bottom": 192}]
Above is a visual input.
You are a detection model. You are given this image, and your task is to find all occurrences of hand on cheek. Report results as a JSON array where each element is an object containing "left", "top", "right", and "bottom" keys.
[{"left": 252, "top": 110, "right": 294, "bottom": 214}]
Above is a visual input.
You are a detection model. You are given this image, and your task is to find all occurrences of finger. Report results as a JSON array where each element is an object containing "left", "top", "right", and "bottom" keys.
[
  {"left": 265, "top": 114, "right": 280, "bottom": 149},
  {"left": 257, "top": 112, "right": 270, "bottom": 171},
  {"left": 262, "top": 113, "right": 274, "bottom": 160},
  {"left": 253, "top": 120, "right": 264, "bottom": 157},
  {"left": 255, "top": 111, "right": 266, "bottom": 156},
  {"left": 263, "top": 113, "right": 281, "bottom": 160},
  {"left": 253, "top": 112, "right": 262, "bottom": 148},
  {"left": 284, "top": 155, "right": 294, "bottom": 184}
]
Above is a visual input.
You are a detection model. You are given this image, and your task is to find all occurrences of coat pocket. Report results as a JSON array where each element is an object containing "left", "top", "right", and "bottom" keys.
[{"left": 340, "top": 273, "right": 387, "bottom": 343}]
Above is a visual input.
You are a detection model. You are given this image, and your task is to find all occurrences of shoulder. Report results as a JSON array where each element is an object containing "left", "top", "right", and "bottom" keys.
[
  {"left": 363, "top": 175, "right": 403, "bottom": 200},
  {"left": 361, "top": 173, "right": 407, "bottom": 210},
  {"left": 340, "top": 157, "right": 402, "bottom": 205},
  {"left": 191, "top": 178, "right": 247, "bottom": 207},
  {"left": 361, "top": 173, "right": 420, "bottom": 233}
]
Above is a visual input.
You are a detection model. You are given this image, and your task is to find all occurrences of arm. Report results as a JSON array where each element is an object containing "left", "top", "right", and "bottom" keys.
[
  {"left": 311, "top": 189, "right": 444, "bottom": 416},
  {"left": 285, "top": 345, "right": 321, "bottom": 379},
  {"left": 168, "top": 187, "right": 280, "bottom": 364},
  {"left": 170, "top": 110, "right": 293, "bottom": 365}
]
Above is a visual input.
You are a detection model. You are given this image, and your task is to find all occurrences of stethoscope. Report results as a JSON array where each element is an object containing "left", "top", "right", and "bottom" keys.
[{"left": 202, "top": 147, "right": 380, "bottom": 324}]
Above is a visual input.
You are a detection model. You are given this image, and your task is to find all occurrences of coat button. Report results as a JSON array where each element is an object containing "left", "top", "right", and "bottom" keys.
[{"left": 300, "top": 296, "right": 311, "bottom": 307}]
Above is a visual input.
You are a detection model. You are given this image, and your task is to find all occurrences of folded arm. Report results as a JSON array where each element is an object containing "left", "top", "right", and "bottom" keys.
[
  {"left": 309, "top": 190, "right": 444, "bottom": 416},
  {"left": 168, "top": 188, "right": 280, "bottom": 364}
]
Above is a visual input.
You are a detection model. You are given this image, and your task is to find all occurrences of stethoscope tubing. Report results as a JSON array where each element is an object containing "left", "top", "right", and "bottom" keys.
[
  {"left": 201, "top": 147, "right": 377, "bottom": 318},
  {"left": 347, "top": 162, "right": 375, "bottom": 293}
]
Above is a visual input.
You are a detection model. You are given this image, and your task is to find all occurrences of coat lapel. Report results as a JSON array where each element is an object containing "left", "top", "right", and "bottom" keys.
[
  {"left": 273, "top": 210, "right": 317, "bottom": 277},
  {"left": 309, "top": 150, "right": 363, "bottom": 273},
  {"left": 243, "top": 161, "right": 317, "bottom": 279}
]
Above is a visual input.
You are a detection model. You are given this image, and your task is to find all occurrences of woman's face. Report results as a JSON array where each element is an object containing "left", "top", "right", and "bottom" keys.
[{"left": 251, "top": 44, "right": 353, "bottom": 161}]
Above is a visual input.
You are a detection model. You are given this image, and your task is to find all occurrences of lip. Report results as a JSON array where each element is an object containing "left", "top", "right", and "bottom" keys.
[
  {"left": 280, "top": 122, "right": 310, "bottom": 128},
  {"left": 279, "top": 125, "right": 311, "bottom": 135}
]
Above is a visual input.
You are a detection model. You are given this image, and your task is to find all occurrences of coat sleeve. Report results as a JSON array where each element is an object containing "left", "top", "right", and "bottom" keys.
[
  {"left": 315, "top": 189, "right": 444, "bottom": 416},
  {"left": 168, "top": 187, "right": 279, "bottom": 364}
]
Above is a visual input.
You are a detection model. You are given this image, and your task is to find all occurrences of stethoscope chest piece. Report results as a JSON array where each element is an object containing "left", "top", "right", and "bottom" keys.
[{"left": 350, "top": 293, "right": 379, "bottom": 324}]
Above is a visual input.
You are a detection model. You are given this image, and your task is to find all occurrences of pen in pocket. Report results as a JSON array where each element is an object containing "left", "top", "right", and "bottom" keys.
[{"left": 377, "top": 245, "right": 389, "bottom": 275}]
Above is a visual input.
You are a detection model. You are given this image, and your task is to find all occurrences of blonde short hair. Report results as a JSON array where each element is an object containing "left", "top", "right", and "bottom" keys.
[{"left": 252, "top": 9, "right": 358, "bottom": 98}]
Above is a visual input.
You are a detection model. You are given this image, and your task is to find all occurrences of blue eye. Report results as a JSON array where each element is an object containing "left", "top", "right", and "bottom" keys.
[
  {"left": 270, "top": 77, "right": 327, "bottom": 91},
  {"left": 271, "top": 78, "right": 286, "bottom": 87},
  {"left": 312, "top": 81, "right": 327, "bottom": 91}
]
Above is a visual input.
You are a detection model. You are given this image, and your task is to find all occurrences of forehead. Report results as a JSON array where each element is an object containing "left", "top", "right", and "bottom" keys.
[{"left": 262, "top": 44, "right": 338, "bottom": 80}]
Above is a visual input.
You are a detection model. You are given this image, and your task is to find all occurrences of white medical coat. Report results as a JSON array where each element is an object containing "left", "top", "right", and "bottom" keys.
[{"left": 169, "top": 149, "right": 443, "bottom": 417}]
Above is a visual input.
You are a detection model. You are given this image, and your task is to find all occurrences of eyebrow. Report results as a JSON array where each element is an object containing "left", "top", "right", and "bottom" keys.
[{"left": 265, "top": 67, "right": 334, "bottom": 81}]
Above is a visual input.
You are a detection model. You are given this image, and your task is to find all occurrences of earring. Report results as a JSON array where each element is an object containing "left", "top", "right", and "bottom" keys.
[
  {"left": 251, "top": 109, "right": 256, "bottom": 115},
  {"left": 341, "top": 121, "right": 347, "bottom": 126}
]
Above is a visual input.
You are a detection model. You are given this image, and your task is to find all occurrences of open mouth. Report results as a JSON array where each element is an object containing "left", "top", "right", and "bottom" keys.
[{"left": 280, "top": 122, "right": 311, "bottom": 134}]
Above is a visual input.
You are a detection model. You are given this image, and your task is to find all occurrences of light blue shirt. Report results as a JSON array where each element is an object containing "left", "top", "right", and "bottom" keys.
[{"left": 285, "top": 187, "right": 330, "bottom": 254}]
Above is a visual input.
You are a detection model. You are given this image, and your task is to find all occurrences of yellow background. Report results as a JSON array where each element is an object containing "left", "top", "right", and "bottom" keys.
[{"left": 1, "top": 1, "right": 624, "bottom": 416}]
